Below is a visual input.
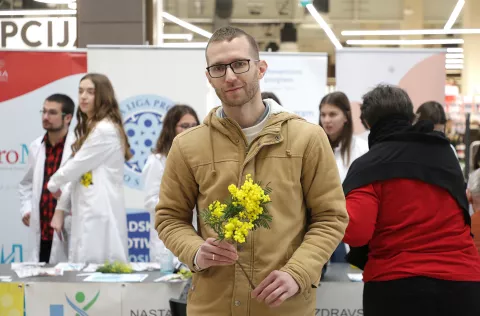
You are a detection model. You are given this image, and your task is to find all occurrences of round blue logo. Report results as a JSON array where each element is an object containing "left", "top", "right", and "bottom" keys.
[{"left": 120, "top": 94, "right": 174, "bottom": 189}]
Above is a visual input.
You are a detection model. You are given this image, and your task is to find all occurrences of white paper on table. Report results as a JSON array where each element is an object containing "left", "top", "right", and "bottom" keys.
[
  {"left": 82, "top": 263, "right": 103, "bottom": 272},
  {"left": 153, "top": 274, "right": 186, "bottom": 283},
  {"left": 347, "top": 273, "right": 363, "bottom": 282},
  {"left": 129, "top": 262, "right": 161, "bottom": 272},
  {"left": 11, "top": 262, "right": 46, "bottom": 270},
  {"left": 54, "top": 262, "right": 86, "bottom": 271},
  {"left": 83, "top": 273, "right": 148, "bottom": 283},
  {"left": 14, "top": 267, "right": 63, "bottom": 278}
]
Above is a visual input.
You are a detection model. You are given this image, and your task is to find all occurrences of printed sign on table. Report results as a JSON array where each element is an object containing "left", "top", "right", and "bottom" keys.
[
  {"left": 25, "top": 282, "right": 122, "bottom": 316},
  {"left": 0, "top": 283, "right": 24, "bottom": 316},
  {"left": 121, "top": 282, "right": 186, "bottom": 316}
]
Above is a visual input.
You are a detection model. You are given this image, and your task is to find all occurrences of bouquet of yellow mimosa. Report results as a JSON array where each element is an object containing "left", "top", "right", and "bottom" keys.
[{"left": 201, "top": 174, "right": 273, "bottom": 288}]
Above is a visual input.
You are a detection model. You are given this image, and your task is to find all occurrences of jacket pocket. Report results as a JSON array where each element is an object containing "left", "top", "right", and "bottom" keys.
[
  {"left": 302, "top": 286, "right": 313, "bottom": 301},
  {"left": 187, "top": 268, "right": 212, "bottom": 303},
  {"left": 187, "top": 273, "right": 199, "bottom": 301}
]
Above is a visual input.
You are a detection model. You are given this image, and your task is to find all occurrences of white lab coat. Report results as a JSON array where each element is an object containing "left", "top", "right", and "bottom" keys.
[
  {"left": 142, "top": 153, "right": 198, "bottom": 262},
  {"left": 47, "top": 120, "right": 129, "bottom": 264},
  {"left": 335, "top": 136, "right": 369, "bottom": 183},
  {"left": 18, "top": 132, "right": 74, "bottom": 264}
]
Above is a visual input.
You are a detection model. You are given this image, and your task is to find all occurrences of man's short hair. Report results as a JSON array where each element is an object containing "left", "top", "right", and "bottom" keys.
[
  {"left": 361, "top": 84, "right": 415, "bottom": 128},
  {"left": 45, "top": 93, "right": 75, "bottom": 117},
  {"left": 206, "top": 26, "right": 260, "bottom": 63}
]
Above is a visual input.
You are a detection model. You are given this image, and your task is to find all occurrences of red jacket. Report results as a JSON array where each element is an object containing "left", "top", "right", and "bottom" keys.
[{"left": 344, "top": 178, "right": 480, "bottom": 282}]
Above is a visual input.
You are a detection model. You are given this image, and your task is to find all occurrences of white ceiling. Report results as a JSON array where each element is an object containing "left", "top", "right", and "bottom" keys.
[{"left": 164, "top": 0, "right": 465, "bottom": 55}]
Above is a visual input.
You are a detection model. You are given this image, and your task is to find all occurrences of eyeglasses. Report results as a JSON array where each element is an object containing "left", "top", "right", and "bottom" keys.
[
  {"left": 206, "top": 59, "right": 258, "bottom": 78},
  {"left": 40, "top": 109, "right": 65, "bottom": 116},
  {"left": 177, "top": 123, "right": 198, "bottom": 129}
]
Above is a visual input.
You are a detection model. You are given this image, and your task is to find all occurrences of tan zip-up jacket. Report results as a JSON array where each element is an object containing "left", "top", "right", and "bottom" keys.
[{"left": 156, "top": 101, "right": 348, "bottom": 316}]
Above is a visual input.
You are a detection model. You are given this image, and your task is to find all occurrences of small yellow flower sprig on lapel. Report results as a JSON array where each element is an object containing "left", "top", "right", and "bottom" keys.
[{"left": 80, "top": 171, "right": 94, "bottom": 187}]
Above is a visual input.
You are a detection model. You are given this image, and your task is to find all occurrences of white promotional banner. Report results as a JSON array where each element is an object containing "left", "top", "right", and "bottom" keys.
[
  {"left": 315, "top": 282, "right": 363, "bottom": 316},
  {"left": 336, "top": 48, "right": 446, "bottom": 134},
  {"left": 87, "top": 46, "right": 209, "bottom": 262},
  {"left": 23, "top": 280, "right": 361, "bottom": 315},
  {"left": 260, "top": 52, "right": 328, "bottom": 124},
  {"left": 25, "top": 282, "right": 122, "bottom": 316},
  {"left": 0, "top": 51, "right": 86, "bottom": 264},
  {"left": 207, "top": 52, "right": 328, "bottom": 124},
  {"left": 121, "top": 282, "right": 186, "bottom": 316}
]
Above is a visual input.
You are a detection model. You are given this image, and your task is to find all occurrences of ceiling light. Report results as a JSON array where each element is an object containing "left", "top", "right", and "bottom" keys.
[
  {"left": 0, "top": 9, "right": 76, "bottom": 16},
  {"left": 161, "top": 12, "right": 212, "bottom": 39},
  {"left": 341, "top": 28, "right": 480, "bottom": 36},
  {"left": 346, "top": 39, "right": 464, "bottom": 46},
  {"left": 67, "top": 2, "right": 76, "bottom": 9},
  {"left": 447, "top": 48, "right": 463, "bottom": 53},
  {"left": 306, "top": 4, "right": 342, "bottom": 50},
  {"left": 445, "top": 64, "right": 463, "bottom": 70},
  {"left": 446, "top": 58, "right": 464, "bottom": 64},
  {"left": 159, "top": 34, "right": 194, "bottom": 41},
  {"left": 446, "top": 53, "right": 464, "bottom": 59},
  {"left": 34, "top": 0, "right": 74, "bottom": 3},
  {"left": 444, "top": 0, "right": 465, "bottom": 30}
]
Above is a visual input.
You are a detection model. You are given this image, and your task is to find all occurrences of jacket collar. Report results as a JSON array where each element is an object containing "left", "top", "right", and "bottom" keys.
[{"left": 203, "top": 99, "right": 302, "bottom": 177}]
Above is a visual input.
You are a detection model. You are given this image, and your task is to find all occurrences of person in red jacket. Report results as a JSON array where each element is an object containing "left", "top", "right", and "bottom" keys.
[{"left": 343, "top": 84, "right": 480, "bottom": 316}]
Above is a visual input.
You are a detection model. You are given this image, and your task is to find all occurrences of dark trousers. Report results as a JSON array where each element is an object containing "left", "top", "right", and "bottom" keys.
[
  {"left": 364, "top": 277, "right": 480, "bottom": 316},
  {"left": 330, "top": 242, "right": 347, "bottom": 263},
  {"left": 39, "top": 240, "right": 52, "bottom": 263}
]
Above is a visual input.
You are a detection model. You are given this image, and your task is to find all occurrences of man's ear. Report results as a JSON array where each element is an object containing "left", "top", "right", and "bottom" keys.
[
  {"left": 64, "top": 114, "right": 73, "bottom": 126},
  {"left": 467, "top": 189, "right": 473, "bottom": 204},
  {"left": 206, "top": 70, "right": 213, "bottom": 86},
  {"left": 257, "top": 60, "right": 268, "bottom": 80}
]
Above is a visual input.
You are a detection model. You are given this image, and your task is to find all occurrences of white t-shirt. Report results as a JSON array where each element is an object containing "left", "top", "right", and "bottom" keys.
[{"left": 334, "top": 136, "right": 369, "bottom": 183}]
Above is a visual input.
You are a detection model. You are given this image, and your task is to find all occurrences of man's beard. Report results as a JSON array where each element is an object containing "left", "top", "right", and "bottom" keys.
[
  {"left": 44, "top": 121, "right": 65, "bottom": 133},
  {"left": 217, "top": 80, "right": 259, "bottom": 108}
]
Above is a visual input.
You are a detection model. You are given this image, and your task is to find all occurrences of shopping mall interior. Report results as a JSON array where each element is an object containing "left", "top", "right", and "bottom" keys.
[{"left": 1, "top": 1, "right": 480, "bottom": 315}]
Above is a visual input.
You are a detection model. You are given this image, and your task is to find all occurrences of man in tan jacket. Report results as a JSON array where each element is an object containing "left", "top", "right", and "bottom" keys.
[{"left": 156, "top": 26, "right": 348, "bottom": 316}]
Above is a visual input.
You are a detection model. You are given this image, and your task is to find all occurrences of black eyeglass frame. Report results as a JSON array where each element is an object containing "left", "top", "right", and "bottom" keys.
[{"left": 206, "top": 59, "right": 260, "bottom": 78}]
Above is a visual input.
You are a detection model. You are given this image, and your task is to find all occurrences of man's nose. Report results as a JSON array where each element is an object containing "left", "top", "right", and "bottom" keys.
[{"left": 225, "top": 67, "right": 237, "bottom": 82}]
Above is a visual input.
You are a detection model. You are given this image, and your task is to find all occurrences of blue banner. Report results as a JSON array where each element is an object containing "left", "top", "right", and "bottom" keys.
[{"left": 126, "top": 210, "right": 150, "bottom": 262}]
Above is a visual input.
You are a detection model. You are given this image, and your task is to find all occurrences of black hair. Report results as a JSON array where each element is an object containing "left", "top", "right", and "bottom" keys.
[
  {"left": 416, "top": 101, "right": 447, "bottom": 125},
  {"left": 361, "top": 84, "right": 414, "bottom": 128},
  {"left": 45, "top": 93, "right": 75, "bottom": 117}
]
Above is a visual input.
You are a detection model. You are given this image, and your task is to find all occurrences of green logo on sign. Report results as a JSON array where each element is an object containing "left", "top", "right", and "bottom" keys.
[{"left": 65, "top": 291, "right": 100, "bottom": 316}]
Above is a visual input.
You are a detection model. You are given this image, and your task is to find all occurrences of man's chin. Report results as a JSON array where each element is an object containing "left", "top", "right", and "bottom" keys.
[
  {"left": 220, "top": 95, "right": 245, "bottom": 108},
  {"left": 45, "top": 127, "right": 63, "bottom": 132}
]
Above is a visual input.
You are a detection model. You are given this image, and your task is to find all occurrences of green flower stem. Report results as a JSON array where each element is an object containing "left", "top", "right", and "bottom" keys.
[{"left": 236, "top": 259, "right": 256, "bottom": 290}]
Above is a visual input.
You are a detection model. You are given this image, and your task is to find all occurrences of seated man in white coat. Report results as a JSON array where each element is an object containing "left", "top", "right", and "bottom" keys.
[{"left": 18, "top": 94, "right": 75, "bottom": 264}]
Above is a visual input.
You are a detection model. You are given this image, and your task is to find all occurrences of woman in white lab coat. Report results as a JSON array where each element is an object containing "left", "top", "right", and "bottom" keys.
[
  {"left": 320, "top": 91, "right": 368, "bottom": 264},
  {"left": 142, "top": 105, "right": 199, "bottom": 262},
  {"left": 320, "top": 91, "right": 369, "bottom": 183},
  {"left": 48, "top": 73, "right": 131, "bottom": 263}
]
